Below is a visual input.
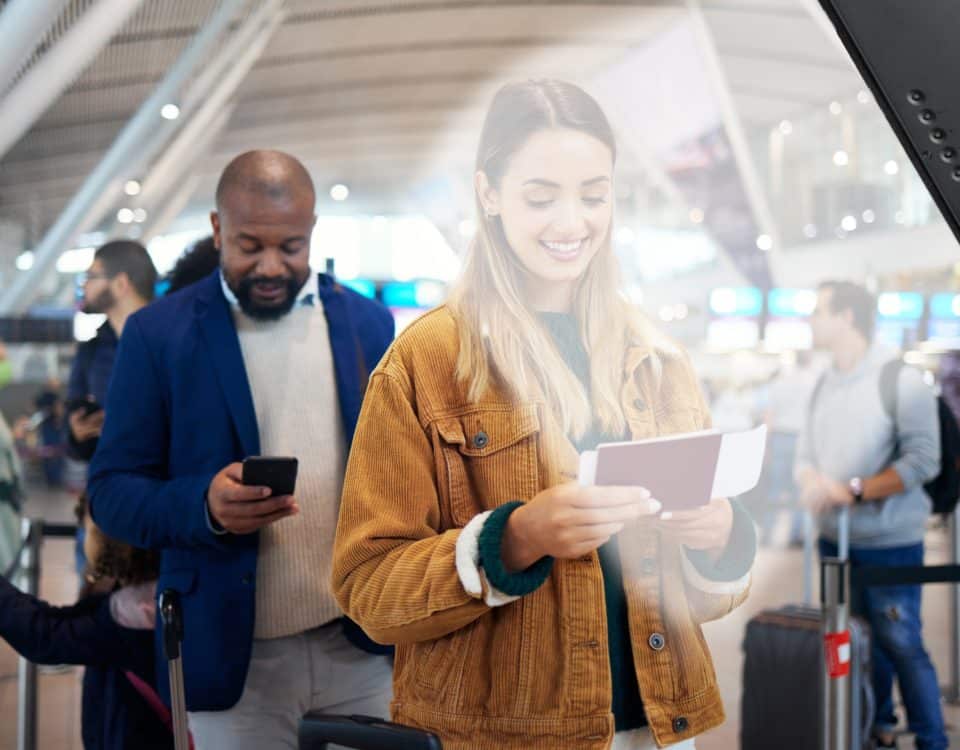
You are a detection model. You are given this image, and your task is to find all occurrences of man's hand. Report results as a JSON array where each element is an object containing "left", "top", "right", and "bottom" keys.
[
  {"left": 206, "top": 463, "right": 299, "bottom": 534},
  {"left": 799, "top": 471, "right": 853, "bottom": 514},
  {"left": 655, "top": 497, "right": 734, "bottom": 562},
  {"left": 69, "top": 409, "right": 105, "bottom": 442}
]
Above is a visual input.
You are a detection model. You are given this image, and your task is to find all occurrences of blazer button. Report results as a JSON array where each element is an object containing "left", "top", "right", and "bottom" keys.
[
  {"left": 472, "top": 431, "right": 489, "bottom": 449},
  {"left": 640, "top": 557, "right": 656, "bottom": 575},
  {"left": 241, "top": 574, "right": 253, "bottom": 585},
  {"left": 648, "top": 632, "right": 665, "bottom": 651},
  {"left": 632, "top": 398, "right": 647, "bottom": 411},
  {"left": 672, "top": 716, "right": 689, "bottom": 733}
]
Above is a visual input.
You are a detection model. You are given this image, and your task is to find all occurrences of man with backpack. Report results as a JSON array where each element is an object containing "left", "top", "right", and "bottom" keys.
[{"left": 796, "top": 280, "right": 949, "bottom": 750}]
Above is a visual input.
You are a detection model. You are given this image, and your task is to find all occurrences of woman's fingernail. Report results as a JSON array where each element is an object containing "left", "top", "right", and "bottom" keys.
[
  {"left": 649, "top": 499, "right": 662, "bottom": 513},
  {"left": 637, "top": 487, "right": 651, "bottom": 499},
  {"left": 660, "top": 510, "right": 673, "bottom": 520}
]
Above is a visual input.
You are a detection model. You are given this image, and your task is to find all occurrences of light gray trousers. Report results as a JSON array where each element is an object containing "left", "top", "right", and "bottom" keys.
[{"left": 188, "top": 621, "right": 393, "bottom": 750}]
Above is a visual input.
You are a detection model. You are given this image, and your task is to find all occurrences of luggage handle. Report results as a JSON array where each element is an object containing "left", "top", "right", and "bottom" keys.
[
  {"left": 298, "top": 713, "right": 443, "bottom": 750},
  {"left": 159, "top": 589, "right": 191, "bottom": 750},
  {"left": 160, "top": 589, "right": 184, "bottom": 661}
]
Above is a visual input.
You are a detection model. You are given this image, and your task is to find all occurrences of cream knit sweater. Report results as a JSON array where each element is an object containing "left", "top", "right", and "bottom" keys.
[{"left": 233, "top": 302, "right": 345, "bottom": 639}]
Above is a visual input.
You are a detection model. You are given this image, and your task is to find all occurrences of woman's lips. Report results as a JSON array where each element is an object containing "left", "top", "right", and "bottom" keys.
[{"left": 540, "top": 237, "right": 588, "bottom": 261}]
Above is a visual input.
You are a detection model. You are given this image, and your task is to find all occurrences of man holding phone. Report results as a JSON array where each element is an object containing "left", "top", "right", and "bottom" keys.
[
  {"left": 66, "top": 240, "right": 157, "bottom": 580},
  {"left": 67, "top": 240, "right": 158, "bottom": 462},
  {"left": 88, "top": 150, "right": 395, "bottom": 749}
]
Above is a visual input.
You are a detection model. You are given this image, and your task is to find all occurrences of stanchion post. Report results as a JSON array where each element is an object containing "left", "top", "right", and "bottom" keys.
[
  {"left": 16, "top": 518, "right": 42, "bottom": 750},
  {"left": 822, "top": 557, "right": 851, "bottom": 750},
  {"left": 949, "top": 513, "right": 960, "bottom": 704}
]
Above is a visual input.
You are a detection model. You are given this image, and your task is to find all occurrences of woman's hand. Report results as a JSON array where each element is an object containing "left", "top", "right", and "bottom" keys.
[
  {"left": 501, "top": 483, "right": 661, "bottom": 572},
  {"left": 654, "top": 497, "right": 734, "bottom": 562}
]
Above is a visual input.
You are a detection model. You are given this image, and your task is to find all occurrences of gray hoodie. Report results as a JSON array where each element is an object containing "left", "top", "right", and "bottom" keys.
[{"left": 795, "top": 343, "right": 940, "bottom": 548}]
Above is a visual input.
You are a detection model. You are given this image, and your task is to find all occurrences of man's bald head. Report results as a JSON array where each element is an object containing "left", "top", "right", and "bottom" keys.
[{"left": 215, "top": 150, "right": 315, "bottom": 213}]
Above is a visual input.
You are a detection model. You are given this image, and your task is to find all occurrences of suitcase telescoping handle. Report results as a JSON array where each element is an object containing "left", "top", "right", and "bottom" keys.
[
  {"left": 298, "top": 713, "right": 443, "bottom": 750},
  {"left": 820, "top": 506, "right": 857, "bottom": 750},
  {"left": 159, "top": 589, "right": 191, "bottom": 750}
]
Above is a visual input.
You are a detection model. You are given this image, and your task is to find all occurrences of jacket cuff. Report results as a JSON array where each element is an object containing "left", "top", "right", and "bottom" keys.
[
  {"left": 454, "top": 503, "right": 553, "bottom": 607},
  {"left": 478, "top": 502, "right": 553, "bottom": 597},
  {"left": 204, "top": 497, "right": 228, "bottom": 536},
  {"left": 684, "top": 498, "right": 756, "bottom": 591}
]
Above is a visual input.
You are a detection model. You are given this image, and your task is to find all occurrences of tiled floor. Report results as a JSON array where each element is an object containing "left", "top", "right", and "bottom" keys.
[{"left": 2, "top": 493, "right": 960, "bottom": 749}]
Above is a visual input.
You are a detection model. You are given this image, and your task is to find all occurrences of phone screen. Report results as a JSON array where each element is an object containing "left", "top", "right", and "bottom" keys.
[{"left": 242, "top": 456, "right": 298, "bottom": 497}]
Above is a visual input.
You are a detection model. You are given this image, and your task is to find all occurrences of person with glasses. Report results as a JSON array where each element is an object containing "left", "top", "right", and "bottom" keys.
[
  {"left": 67, "top": 240, "right": 158, "bottom": 577},
  {"left": 67, "top": 240, "right": 158, "bottom": 461}
]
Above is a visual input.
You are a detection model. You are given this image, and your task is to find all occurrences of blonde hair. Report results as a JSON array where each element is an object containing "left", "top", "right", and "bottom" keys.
[{"left": 449, "top": 80, "right": 646, "bottom": 440}]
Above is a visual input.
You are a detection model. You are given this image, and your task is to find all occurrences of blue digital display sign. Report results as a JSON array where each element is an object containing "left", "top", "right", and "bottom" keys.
[
  {"left": 877, "top": 292, "right": 924, "bottom": 320},
  {"left": 930, "top": 293, "right": 960, "bottom": 320},
  {"left": 768, "top": 288, "right": 816, "bottom": 318},
  {"left": 709, "top": 287, "right": 763, "bottom": 317}
]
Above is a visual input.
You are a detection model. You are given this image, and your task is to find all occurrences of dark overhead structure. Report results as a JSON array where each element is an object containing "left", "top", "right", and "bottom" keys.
[{"left": 819, "top": 0, "right": 960, "bottom": 245}]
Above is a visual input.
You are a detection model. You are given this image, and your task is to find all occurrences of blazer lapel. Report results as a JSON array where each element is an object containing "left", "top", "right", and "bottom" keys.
[
  {"left": 194, "top": 273, "right": 261, "bottom": 458},
  {"left": 316, "top": 275, "right": 362, "bottom": 444}
]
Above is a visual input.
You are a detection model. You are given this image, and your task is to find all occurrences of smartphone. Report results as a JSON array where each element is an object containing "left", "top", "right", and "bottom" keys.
[
  {"left": 66, "top": 397, "right": 103, "bottom": 417},
  {"left": 241, "top": 456, "right": 298, "bottom": 497}
]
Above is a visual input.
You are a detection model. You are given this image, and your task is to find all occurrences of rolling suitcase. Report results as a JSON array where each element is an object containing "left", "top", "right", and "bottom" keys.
[
  {"left": 740, "top": 510, "right": 875, "bottom": 750},
  {"left": 298, "top": 713, "right": 443, "bottom": 750}
]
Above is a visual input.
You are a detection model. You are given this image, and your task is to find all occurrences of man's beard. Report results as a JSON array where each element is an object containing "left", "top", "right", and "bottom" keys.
[
  {"left": 231, "top": 274, "right": 307, "bottom": 320},
  {"left": 82, "top": 288, "right": 115, "bottom": 315}
]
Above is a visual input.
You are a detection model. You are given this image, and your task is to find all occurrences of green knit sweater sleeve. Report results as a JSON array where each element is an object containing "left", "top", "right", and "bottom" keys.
[{"left": 477, "top": 501, "right": 554, "bottom": 597}]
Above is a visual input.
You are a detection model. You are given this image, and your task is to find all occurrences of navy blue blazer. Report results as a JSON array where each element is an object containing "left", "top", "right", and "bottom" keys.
[{"left": 88, "top": 271, "right": 394, "bottom": 711}]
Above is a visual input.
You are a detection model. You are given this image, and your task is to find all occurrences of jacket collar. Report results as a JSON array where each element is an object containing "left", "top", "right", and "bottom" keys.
[{"left": 192, "top": 271, "right": 365, "bottom": 453}]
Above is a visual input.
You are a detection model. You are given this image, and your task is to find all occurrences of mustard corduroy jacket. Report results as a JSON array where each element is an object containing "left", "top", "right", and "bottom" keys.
[{"left": 332, "top": 306, "right": 752, "bottom": 749}]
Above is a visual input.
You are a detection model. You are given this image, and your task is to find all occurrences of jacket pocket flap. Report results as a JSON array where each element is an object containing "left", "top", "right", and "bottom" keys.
[
  {"left": 439, "top": 406, "right": 540, "bottom": 457},
  {"left": 158, "top": 569, "right": 197, "bottom": 596}
]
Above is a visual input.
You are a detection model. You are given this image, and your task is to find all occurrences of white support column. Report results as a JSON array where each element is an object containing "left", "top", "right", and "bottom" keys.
[
  {"left": 140, "top": 174, "right": 203, "bottom": 245},
  {"left": 686, "top": 0, "right": 782, "bottom": 275},
  {"left": 0, "top": 0, "right": 145, "bottom": 159},
  {"left": 119, "top": 0, "right": 286, "bottom": 237},
  {"left": 133, "top": 106, "right": 236, "bottom": 222},
  {"left": 0, "top": 0, "right": 250, "bottom": 315},
  {"left": 0, "top": 0, "right": 71, "bottom": 97}
]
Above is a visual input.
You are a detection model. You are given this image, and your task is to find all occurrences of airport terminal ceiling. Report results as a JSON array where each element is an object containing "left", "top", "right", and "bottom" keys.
[{"left": 0, "top": 0, "right": 955, "bottom": 318}]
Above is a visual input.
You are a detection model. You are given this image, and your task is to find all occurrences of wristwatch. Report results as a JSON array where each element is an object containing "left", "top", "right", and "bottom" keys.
[{"left": 848, "top": 476, "right": 864, "bottom": 504}]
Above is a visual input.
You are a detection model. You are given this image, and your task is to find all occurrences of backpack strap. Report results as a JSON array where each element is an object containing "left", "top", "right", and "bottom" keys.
[
  {"left": 807, "top": 371, "right": 827, "bottom": 469},
  {"left": 879, "top": 359, "right": 904, "bottom": 424}
]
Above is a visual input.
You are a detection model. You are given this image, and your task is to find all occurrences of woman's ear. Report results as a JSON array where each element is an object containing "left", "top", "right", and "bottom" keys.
[{"left": 474, "top": 171, "right": 500, "bottom": 218}]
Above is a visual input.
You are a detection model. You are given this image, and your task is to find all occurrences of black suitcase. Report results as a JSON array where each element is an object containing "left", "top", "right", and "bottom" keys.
[
  {"left": 298, "top": 713, "right": 443, "bottom": 750},
  {"left": 740, "top": 604, "right": 874, "bottom": 750}
]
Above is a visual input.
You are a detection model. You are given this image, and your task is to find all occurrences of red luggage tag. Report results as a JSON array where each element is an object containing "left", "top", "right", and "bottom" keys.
[{"left": 824, "top": 630, "right": 851, "bottom": 678}]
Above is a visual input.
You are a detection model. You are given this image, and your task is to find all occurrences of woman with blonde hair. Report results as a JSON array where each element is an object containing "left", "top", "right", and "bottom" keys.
[{"left": 332, "top": 79, "right": 756, "bottom": 750}]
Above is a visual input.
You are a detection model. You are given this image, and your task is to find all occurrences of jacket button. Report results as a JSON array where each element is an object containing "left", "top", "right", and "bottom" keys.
[
  {"left": 241, "top": 574, "right": 253, "bottom": 585},
  {"left": 472, "top": 431, "right": 489, "bottom": 449},
  {"left": 648, "top": 632, "right": 665, "bottom": 651},
  {"left": 633, "top": 398, "right": 647, "bottom": 411},
  {"left": 672, "top": 717, "right": 689, "bottom": 733},
  {"left": 640, "top": 557, "right": 656, "bottom": 575}
]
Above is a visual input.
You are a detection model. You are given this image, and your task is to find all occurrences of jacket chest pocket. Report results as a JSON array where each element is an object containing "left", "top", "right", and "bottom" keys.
[{"left": 434, "top": 406, "right": 541, "bottom": 527}]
